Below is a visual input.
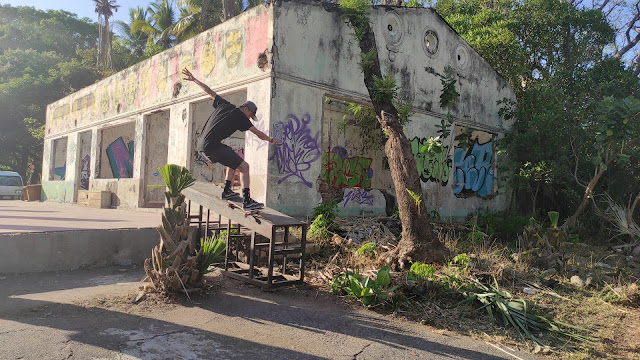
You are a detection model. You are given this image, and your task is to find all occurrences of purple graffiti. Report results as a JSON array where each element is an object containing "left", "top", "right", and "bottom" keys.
[
  {"left": 80, "top": 155, "right": 90, "bottom": 190},
  {"left": 106, "top": 137, "right": 134, "bottom": 178},
  {"left": 271, "top": 114, "right": 321, "bottom": 188},
  {"left": 343, "top": 188, "right": 375, "bottom": 207},
  {"left": 453, "top": 139, "right": 493, "bottom": 197}
]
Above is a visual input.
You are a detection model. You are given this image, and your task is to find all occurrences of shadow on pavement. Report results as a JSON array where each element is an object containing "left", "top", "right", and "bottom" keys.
[{"left": 0, "top": 267, "right": 521, "bottom": 359}]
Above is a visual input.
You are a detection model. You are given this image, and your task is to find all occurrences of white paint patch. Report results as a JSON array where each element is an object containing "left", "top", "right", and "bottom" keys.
[{"left": 100, "top": 327, "right": 233, "bottom": 360}]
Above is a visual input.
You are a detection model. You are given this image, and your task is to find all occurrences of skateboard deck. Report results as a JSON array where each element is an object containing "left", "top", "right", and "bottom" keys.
[{"left": 227, "top": 201, "right": 261, "bottom": 217}]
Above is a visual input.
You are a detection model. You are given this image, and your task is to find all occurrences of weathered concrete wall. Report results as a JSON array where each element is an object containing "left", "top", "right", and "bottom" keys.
[
  {"left": 50, "top": 137, "right": 68, "bottom": 181},
  {"left": 0, "top": 228, "right": 157, "bottom": 273},
  {"left": 267, "top": 79, "right": 324, "bottom": 215},
  {"left": 144, "top": 110, "right": 170, "bottom": 204},
  {"left": 99, "top": 121, "right": 136, "bottom": 179},
  {"left": 45, "top": 5, "right": 273, "bottom": 138},
  {"left": 42, "top": 2, "right": 513, "bottom": 219},
  {"left": 268, "top": 2, "right": 514, "bottom": 217},
  {"left": 44, "top": 5, "right": 275, "bottom": 207},
  {"left": 78, "top": 131, "right": 92, "bottom": 190}
]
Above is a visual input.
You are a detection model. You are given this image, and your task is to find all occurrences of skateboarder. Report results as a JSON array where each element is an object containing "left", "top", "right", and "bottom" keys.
[{"left": 182, "top": 68, "right": 277, "bottom": 210}]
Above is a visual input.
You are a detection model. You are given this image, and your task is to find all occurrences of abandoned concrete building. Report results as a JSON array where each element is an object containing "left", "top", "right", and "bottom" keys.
[{"left": 42, "top": 1, "right": 515, "bottom": 218}]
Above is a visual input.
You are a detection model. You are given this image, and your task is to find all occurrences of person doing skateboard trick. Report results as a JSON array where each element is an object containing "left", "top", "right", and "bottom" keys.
[{"left": 182, "top": 68, "right": 277, "bottom": 210}]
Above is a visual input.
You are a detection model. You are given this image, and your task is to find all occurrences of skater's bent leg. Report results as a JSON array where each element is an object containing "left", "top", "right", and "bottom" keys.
[
  {"left": 236, "top": 161, "right": 250, "bottom": 189},
  {"left": 224, "top": 167, "right": 234, "bottom": 182}
]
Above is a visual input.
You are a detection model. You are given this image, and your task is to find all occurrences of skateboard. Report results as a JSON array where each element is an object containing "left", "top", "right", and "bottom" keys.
[{"left": 227, "top": 201, "right": 262, "bottom": 217}]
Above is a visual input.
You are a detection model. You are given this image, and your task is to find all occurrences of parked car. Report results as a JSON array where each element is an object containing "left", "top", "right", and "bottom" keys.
[{"left": 0, "top": 171, "right": 23, "bottom": 200}]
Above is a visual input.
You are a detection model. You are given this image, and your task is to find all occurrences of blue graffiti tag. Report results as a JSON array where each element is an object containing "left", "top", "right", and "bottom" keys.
[
  {"left": 271, "top": 114, "right": 321, "bottom": 188},
  {"left": 453, "top": 139, "right": 493, "bottom": 197},
  {"left": 342, "top": 188, "right": 375, "bottom": 207}
]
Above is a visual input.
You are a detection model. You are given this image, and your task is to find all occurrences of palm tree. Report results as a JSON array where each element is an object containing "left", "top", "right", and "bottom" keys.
[
  {"left": 93, "top": 0, "right": 121, "bottom": 69},
  {"left": 115, "top": 6, "right": 149, "bottom": 57},
  {"left": 132, "top": 0, "right": 178, "bottom": 50},
  {"left": 172, "top": 0, "right": 223, "bottom": 43}
]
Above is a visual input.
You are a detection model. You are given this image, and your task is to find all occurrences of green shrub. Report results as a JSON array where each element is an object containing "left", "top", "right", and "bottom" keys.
[
  {"left": 450, "top": 253, "right": 470, "bottom": 267},
  {"left": 408, "top": 262, "right": 436, "bottom": 286},
  {"left": 312, "top": 200, "right": 338, "bottom": 225},
  {"left": 329, "top": 266, "right": 397, "bottom": 307},
  {"left": 471, "top": 212, "right": 530, "bottom": 240},
  {"left": 309, "top": 200, "right": 339, "bottom": 240},
  {"left": 356, "top": 242, "right": 377, "bottom": 256}
]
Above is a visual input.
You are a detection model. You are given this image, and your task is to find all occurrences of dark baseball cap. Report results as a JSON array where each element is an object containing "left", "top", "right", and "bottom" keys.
[{"left": 240, "top": 101, "right": 258, "bottom": 120}]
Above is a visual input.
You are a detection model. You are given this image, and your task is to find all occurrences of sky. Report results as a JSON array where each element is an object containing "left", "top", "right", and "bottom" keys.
[{"left": 0, "top": 1, "right": 157, "bottom": 25}]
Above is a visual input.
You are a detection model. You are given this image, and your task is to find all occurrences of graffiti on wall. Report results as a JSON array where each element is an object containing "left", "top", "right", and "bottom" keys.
[
  {"left": 106, "top": 137, "right": 135, "bottom": 178},
  {"left": 271, "top": 114, "right": 321, "bottom": 188},
  {"left": 453, "top": 139, "right": 494, "bottom": 197},
  {"left": 80, "top": 155, "right": 90, "bottom": 190},
  {"left": 410, "top": 137, "right": 451, "bottom": 185},
  {"left": 47, "top": 10, "right": 269, "bottom": 136},
  {"left": 246, "top": 115, "right": 268, "bottom": 151},
  {"left": 194, "top": 152, "right": 215, "bottom": 182},
  {"left": 53, "top": 164, "right": 66, "bottom": 180},
  {"left": 342, "top": 188, "right": 375, "bottom": 207},
  {"left": 320, "top": 146, "right": 373, "bottom": 188}
]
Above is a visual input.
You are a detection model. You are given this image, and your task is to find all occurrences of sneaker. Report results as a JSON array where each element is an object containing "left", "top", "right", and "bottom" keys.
[
  {"left": 243, "top": 198, "right": 264, "bottom": 210},
  {"left": 221, "top": 188, "right": 240, "bottom": 200}
]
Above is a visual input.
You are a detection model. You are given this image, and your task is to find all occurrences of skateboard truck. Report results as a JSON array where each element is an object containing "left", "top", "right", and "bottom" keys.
[{"left": 227, "top": 201, "right": 261, "bottom": 218}]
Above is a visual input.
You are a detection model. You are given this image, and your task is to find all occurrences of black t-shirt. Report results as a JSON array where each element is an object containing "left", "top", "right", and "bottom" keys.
[
  {"left": 196, "top": 95, "right": 252, "bottom": 152},
  {"left": 28, "top": 169, "right": 40, "bottom": 185}
]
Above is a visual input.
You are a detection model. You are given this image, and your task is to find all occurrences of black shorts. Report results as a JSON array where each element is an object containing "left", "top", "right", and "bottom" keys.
[{"left": 199, "top": 144, "right": 243, "bottom": 170}]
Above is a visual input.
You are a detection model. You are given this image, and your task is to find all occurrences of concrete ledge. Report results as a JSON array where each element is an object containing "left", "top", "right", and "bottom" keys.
[{"left": 0, "top": 228, "right": 158, "bottom": 274}]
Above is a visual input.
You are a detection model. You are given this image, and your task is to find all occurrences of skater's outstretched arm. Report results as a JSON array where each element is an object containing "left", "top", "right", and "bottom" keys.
[{"left": 182, "top": 68, "right": 217, "bottom": 99}]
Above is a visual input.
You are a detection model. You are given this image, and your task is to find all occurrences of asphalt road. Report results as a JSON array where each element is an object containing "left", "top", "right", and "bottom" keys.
[{"left": 0, "top": 266, "right": 539, "bottom": 360}]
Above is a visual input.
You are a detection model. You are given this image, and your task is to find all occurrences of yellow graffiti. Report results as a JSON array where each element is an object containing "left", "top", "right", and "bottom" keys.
[
  {"left": 81, "top": 96, "right": 88, "bottom": 118},
  {"left": 91, "top": 91, "right": 97, "bottom": 117},
  {"left": 113, "top": 80, "right": 123, "bottom": 107},
  {"left": 201, "top": 41, "right": 216, "bottom": 76},
  {"left": 180, "top": 54, "right": 193, "bottom": 76},
  {"left": 140, "top": 68, "right": 150, "bottom": 100},
  {"left": 125, "top": 74, "right": 137, "bottom": 105},
  {"left": 225, "top": 29, "right": 242, "bottom": 68},
  {"left": 53, "top": 104, "right": 70, "bottom": 121},
  {"left": 157, "top": 62, "right": 168, "bottom": 95},
  {"left": 101, "top": 86, "right": 110, "bottom": 114}
]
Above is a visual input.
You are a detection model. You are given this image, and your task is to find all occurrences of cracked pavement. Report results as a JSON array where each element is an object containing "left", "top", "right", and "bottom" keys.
[{"left": 0, "top": 266, "right": 540, "bottom": 360}]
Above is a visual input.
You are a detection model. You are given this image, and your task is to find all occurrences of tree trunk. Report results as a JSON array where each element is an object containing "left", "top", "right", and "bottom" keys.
[
  {"left": 222, "top": 0, "right": 236, "bottom": 20},
  {"left": 353, "top": 15, "right": 449, "bottom": 268},
  {"left": 201, "top": 0, "right": 211, "bottom": 30},
  {"left": 563, "top": 158, "right": 611, "bottom": 229}
]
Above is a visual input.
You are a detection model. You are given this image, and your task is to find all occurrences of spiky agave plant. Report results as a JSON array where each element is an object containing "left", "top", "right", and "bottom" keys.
[
  {"left": 198, "top": 233, "right": 226, "bottom": 281},
  {"left": 144, "top": 164, "right": 202, "bottom": 294}
]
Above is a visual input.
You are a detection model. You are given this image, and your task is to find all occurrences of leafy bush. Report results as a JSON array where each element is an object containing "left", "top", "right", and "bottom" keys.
[
  {"left": 450, "top": 253, "right": 470, "bottom": 267},
  {"left": 329, "top": 266, "right": 398, "bottom": 307},
  {"left": 308, "top": 214, "right": 332, "bottom": 240},
  {"left": 356, "top": 242, "right": 376, "bottom": 256},
  {"left": 408, "top": 262, "right": 436, "bottom": 286},
  {"left": 471, "top": 212, "right": 530, "bottom": 240},
  {"left": 309, "top": 200, "right": 339, "bottom": 240}
]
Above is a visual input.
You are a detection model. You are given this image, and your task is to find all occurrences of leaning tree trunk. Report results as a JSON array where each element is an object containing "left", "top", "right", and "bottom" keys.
[{"left": 353, "top": 15, "right": 449, "bottom": 268}]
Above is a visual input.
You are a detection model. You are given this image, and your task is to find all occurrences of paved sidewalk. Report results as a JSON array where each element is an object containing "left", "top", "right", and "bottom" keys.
[
  {"left": 0, "top": 200, "right": 160, "bottom": 233},
  {"left": 0, "top": 266, "right": 539, "bottom": 360}
]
